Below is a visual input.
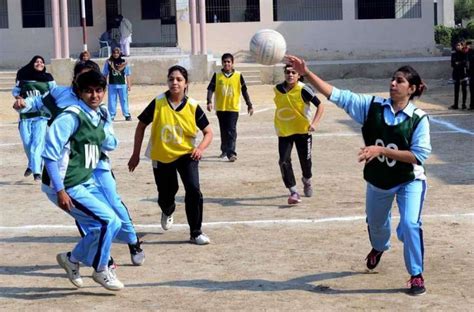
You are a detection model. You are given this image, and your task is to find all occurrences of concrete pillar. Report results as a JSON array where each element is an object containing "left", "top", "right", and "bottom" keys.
[
  {"left": 51, "top": 0, "right": 61, "bottom": 58},
  {"left": 198, "top": 0, "right": 206, "bottom": 55},
  {"left": 60, "top": 0, "right": 70, "bottom": 58},
  {"left": 189, "top": 0, "right": 197, "bottom": 55},
  {"left": 343, "top": 0, "right": 355, "bottom": 20}
]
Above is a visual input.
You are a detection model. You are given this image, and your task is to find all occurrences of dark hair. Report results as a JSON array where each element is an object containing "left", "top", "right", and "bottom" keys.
[
  {"left": 395, "top": 65, "right": 425, "bottom": 100},
  {"left": 75, "top": 70, "right": 107, "bottom": 92},
  {"left": 284, "top": 64, "right": 304, "bottom": 82},
  {"left": 73, "top": 60, "right": 100, "bottom": 80},
  {"left": 16, "top": 55, "right": 54, "bottom": 82},
  {"left": 221, "top": 53, "right": 234, "bottom": 63},
  {"left": 79, "top": 51, "right": 90, "bottom": 61},
  {"left": 168, "top": 65, "right": 189, "bottom": 83}
]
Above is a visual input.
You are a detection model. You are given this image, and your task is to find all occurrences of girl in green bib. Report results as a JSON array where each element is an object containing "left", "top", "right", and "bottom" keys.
[{"left": 12, "top": 55, "right": 56, "bottom": 181}]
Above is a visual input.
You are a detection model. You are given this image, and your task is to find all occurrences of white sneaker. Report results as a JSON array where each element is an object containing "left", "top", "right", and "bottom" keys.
[
  {"left": 161, "top": 212, "right": 174, "bottom": 231},
  {"left": 92, "top": 268, "right": 124, "bottom": 291},
  {"left": 190, "top": 233, "right": 210, "bottom": 245},
  {"left": 108, "top": 262, "right": 117, "bottom": 280},
  {"left": 56, "top": 252, "right": 83, "bottom": 288}
]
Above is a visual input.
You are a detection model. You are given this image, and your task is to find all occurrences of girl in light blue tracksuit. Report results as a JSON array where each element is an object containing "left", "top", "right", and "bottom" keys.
[
  {"left": 102, "top": 47, "right": 131, "bottom": 121},
  {"left": 17, "top": 61, "right": 144, "bottom": 266},
  {"left": 286, "top": 55, "right": 431, "bottom": 296},
  {"left": 12, "top": 55, "right": 56, "bottom": 180},
  {"left": 42, "top": 70, "right": 124, "bottom": 291}
]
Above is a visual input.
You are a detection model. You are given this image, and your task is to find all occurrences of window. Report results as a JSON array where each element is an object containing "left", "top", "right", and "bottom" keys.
[
  {"left": 0, "top": 0, "right": 8, "bottom": 28},
  {"left": 356, "top": 0, "right": 421, "bottom": 20},
  {"left": 22, "top": 0, "right": 45, "bottom": 28},
  {"left": 273, "top": 0, "right": 342, "bottom": 21},
  {"left": 22, "top": 0, "right": 93, "bottom": 28},
  {"left": 142, "top": 0, "right": 160, "bottom": 20},
  {"left": 203, "top": 0, "right": 260, "bottom": 23}
]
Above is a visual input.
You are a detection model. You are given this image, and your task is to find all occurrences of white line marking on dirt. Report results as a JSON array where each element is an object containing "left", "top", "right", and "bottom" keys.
[
  {"left": 1, "top": 213, "right": 472, "bottom": 232},
  {"left": 207, "top": 107, "right": 273, "bottom": 119},
  {"left": 0, "top": 130, "right": 468, "bottom": 148},
  {"left": 430, "top": 117, "right": 474, "bottom": 135}
]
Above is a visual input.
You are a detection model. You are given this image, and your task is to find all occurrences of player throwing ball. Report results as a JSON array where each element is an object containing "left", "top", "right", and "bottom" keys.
[{"left": 285, "top": 55, "right": 431, "bottom": 296}]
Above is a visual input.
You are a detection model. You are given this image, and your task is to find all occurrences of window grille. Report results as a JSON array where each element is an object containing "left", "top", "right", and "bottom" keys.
[
  {"left": 0, "top": 0, "right": 8, "bottom": 29},
  {"left": 356, "top": 0, "right": 421, "bottom": 20},
  {"left": 273, "top": 0, "right": 342, "bottom": 21},
  {"left": 22, "top": 0, "right": 93, "bottom": 28},
  {"left": 200, "top": 0, "right": 260, "bottom": 23}
]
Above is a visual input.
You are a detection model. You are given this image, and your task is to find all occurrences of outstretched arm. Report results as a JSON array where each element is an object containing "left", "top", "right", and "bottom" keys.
[{"left": 285, "top": 55, "right": 333, "bottom": 98}]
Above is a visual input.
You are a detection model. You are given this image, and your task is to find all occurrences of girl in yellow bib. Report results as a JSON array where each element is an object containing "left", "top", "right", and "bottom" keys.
[
  {"left": 128, "top": 65, "right": 213, "bottom": 245},
  {"left": 206, "top": 53, "right": 253, "bottom": 161},
  {"left": 274, "top": 65, "right": 324, "bottom": 205}
]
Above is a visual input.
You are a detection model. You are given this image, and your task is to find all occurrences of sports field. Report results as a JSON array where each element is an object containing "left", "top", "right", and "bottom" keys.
[{"left": 0, "top": 78, "right": 473, "bottom": 310}]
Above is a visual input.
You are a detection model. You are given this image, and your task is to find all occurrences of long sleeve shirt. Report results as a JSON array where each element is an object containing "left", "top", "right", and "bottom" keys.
[
  {"left": 43, "top": 99, "right": 115, "bottom": 192},
  {"left": 329, "top": 87, "right": 431, "bottom": 165}
]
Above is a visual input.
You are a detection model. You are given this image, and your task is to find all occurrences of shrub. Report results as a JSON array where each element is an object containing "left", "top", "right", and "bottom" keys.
[
  {"left": 435, "top": 25, "right": 452, "bottom": 47},
  {"left": 466, "top": 21, "right": 474, "bottom": 39},
  {"left": 451, "top": 27, "right": 470, "bottom": 47}
]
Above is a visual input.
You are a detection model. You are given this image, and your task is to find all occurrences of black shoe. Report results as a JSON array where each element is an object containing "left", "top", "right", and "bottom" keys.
[
  {"left": 33, "top": 174, "right": 42, "bottom": 181},
  {"left": 449, "top": 105, "right": 459, "bottom": 110},
  {"left": 365, "top": 248, "right": 384, "bottom": 270},
  {"left": 407, "top": 275, "right": 426, "bottom": 296},
  {"left": 125, "top": 116, "right": 132, "bottom": 121},
  {"left": 462, "top": 105, "right": 467, "bottom": 109},
  {"left": 24, "top": 168, "right": 32, "bottom": 177}
]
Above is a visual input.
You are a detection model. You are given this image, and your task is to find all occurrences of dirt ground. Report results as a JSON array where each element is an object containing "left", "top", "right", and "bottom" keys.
[{"left": 0, "top": 77, "right": 473, "bottom": 311}]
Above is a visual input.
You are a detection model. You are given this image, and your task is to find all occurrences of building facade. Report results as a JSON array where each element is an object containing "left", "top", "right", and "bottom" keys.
[{"left": 0, "top": 0, "right": 454, "bottom": 68}]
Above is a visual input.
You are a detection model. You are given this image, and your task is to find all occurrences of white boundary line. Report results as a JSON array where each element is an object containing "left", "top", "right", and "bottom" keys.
[
  {"left": 430, "top": 117, "right": 474, "bottom": 136},
  {"left": 1, "top": 212, "right": 472, "bottom": 232},
  {"left": 0, "top": 129, "right": 468, "bottom": 148}
]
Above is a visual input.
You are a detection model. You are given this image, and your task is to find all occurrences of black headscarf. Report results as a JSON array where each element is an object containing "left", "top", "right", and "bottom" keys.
[
  {"left": 108, "top": 51, "right": 126, "bottom": 67},
  {"left": 16, "top": 55, "right": 54, "bottom": 82}
]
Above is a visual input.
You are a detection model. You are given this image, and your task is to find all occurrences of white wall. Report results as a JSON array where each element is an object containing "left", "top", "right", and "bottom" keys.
[
  {"left": 177, "top": 0, "right": 438, "bottom": 60},
  {"left": 0, "top": 0, "right": 107, "bottom": 68}
]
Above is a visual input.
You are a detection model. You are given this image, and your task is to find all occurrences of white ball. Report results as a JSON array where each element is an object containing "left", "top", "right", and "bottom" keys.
[{"left": 249, "top": 29, "right": 287, "bottom": 65}]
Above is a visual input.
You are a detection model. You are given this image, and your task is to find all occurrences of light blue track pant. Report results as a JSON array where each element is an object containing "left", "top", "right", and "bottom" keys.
[
  {"left": 46, "top": 179, "right": 121, "bottom": 270},
  {"left": 92, "top": 169, "right": 137, "bottom": 244},
  {"left": 107, "top": 84, "right": 129, "bottom": 119},
  {"left": 19, "top": 117, "right": 48, "bottom": 174},
  {"left": 366, "top": 180, "right": 427, "bottom": 276},
  {"left": 45, "top": 169, "right": 138, "bottom": 246}
]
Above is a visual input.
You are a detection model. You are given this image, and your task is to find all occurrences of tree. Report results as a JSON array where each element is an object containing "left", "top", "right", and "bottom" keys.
[{"left": 455, "top": 0, "right": 474, "bottom": 25}]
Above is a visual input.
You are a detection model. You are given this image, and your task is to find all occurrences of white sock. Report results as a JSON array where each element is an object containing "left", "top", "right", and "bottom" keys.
[{"left": 289, "top": 186, "right": 297, "bottom": 194}]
